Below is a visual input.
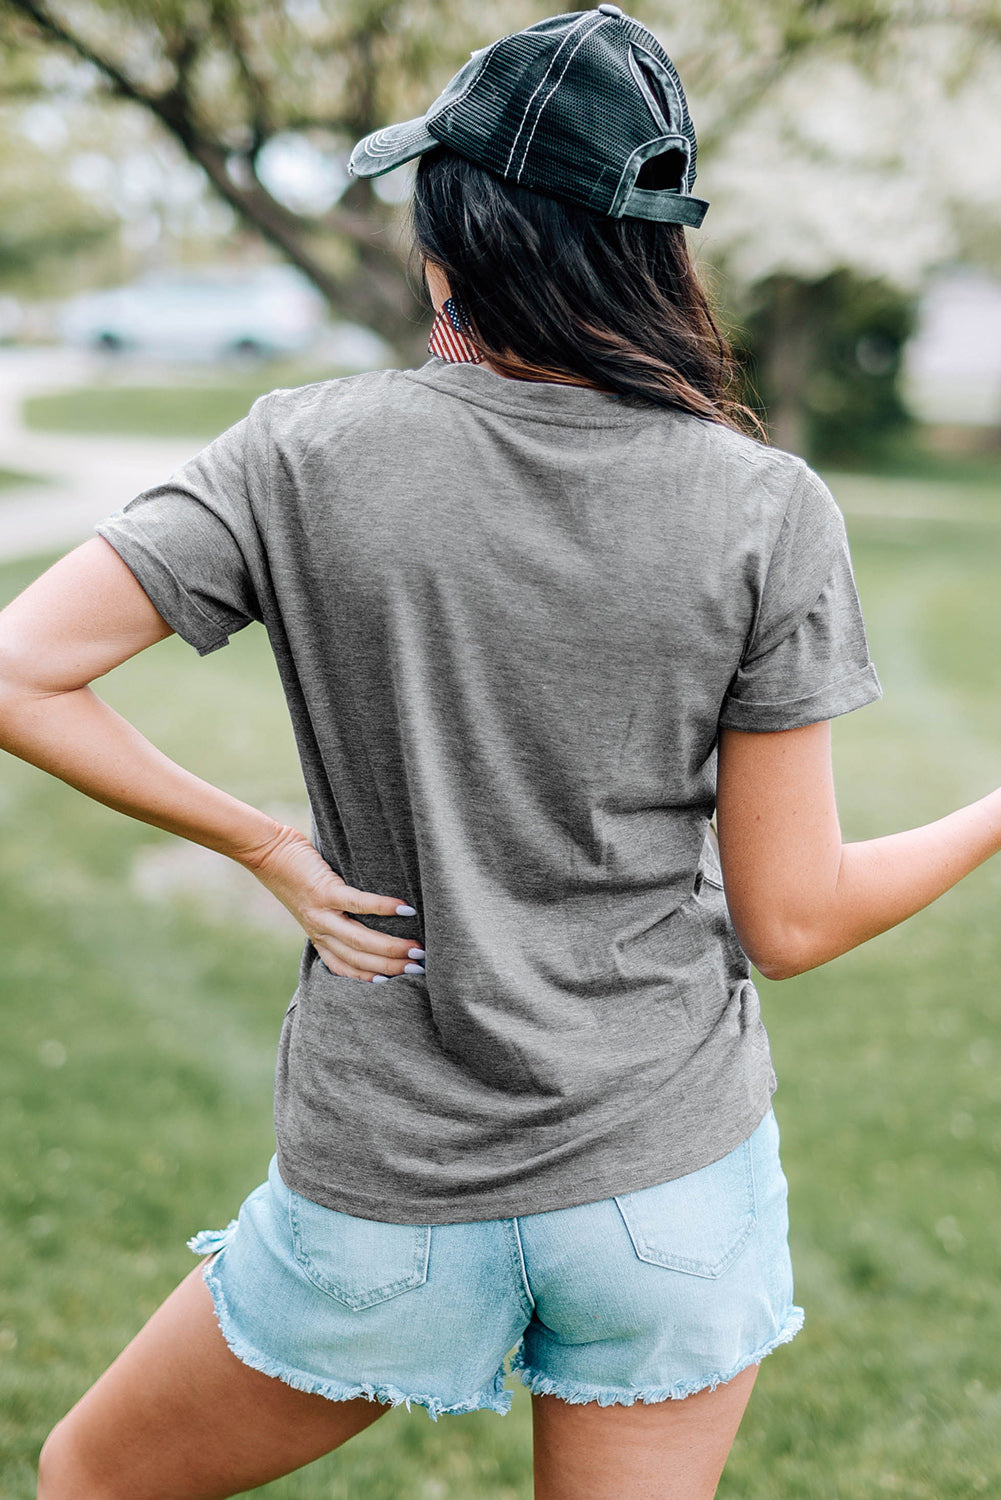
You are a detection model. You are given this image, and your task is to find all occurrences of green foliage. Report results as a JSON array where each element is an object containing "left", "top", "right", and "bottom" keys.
[
  {"left": 0, "top": 130, "right": 110, "bottom": 294},
  {"left": 3, "top": 456, "right": 1001, "bottom": 1495},
  {"left": 737, "top": 271, "right": 917, "bottom": 462}
]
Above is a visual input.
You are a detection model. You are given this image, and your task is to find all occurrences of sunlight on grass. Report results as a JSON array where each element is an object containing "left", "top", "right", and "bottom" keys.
[{"left": 2, "top": 456, "right": 1001, "bottom": 1495}]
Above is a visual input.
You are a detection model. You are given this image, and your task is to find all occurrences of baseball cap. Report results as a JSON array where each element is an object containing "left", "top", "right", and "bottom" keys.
[{"left": 348, "top": 7, "right": 709, "bottom": 227}]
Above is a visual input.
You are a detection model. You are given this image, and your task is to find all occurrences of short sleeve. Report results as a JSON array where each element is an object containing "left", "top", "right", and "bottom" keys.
[
  {"left": 94, "top": 394, "right": 272, "bottom": 656},
  {"left": 718, "top": 468, "right": 881, "bottom": 732}
]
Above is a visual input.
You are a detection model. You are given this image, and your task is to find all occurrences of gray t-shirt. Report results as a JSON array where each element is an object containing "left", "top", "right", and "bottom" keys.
[{"left": 96, "top": 358, "right": 881, "bottom": 1224}]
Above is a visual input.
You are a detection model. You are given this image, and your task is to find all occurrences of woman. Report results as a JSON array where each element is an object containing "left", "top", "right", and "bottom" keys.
[{"left": 3, "top": 10, "right": 1000, "bottom": 1500}]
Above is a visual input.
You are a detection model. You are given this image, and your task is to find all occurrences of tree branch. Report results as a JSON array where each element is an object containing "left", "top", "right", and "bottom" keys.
[
  {"left": 696, "top": 9, "right": 894, "bottom": 157},
  {"left": 0, "top": 1, "right": 359, "bottom": 305},
  {"left": 208, "top": 0, "right": 274, "bottom": 158},
  {"left": 1, "top": 0, "right": 167, "bottom": 114}
]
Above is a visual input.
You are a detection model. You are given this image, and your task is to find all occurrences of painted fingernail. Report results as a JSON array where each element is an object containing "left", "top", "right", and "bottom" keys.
[
  {"left": 396, "top": 904, "right": 417, "bottom": 916},
  {"left": 372, "top": 974, "right": 391, "bottom": 984},
  {"left": 408, "top": 948, "right": 426, "bottom": 960},
  {"left": 404, "top": 963, "right": 426, "bottom": 975}
]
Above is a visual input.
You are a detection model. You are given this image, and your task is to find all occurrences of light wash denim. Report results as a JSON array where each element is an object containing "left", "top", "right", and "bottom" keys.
[{"left": 189, "top": 1108, "right": 803, "bottom": 1421}]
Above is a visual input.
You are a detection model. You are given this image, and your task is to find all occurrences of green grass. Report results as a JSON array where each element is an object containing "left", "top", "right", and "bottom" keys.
[
  {"left": 3, "top": 458, "right": 1001, "bottom": 1497},
  {"left": 832, "top": 428, "right": 1001, "bottom": 488},
  {"left": 21, "top": 367, "right": 335, "bottom": 441},
  {"left": 0, "top": 467, "right": 46, "bottom": 492}
]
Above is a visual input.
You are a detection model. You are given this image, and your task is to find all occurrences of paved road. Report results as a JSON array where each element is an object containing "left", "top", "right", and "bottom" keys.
[{"left": 0, "top": 348, "right": 202, "bottom": 563}]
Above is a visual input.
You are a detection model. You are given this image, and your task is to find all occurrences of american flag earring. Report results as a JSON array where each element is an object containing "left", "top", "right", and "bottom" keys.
[{"left": 428, "top": 296, "right": 484, "bottom": 364}]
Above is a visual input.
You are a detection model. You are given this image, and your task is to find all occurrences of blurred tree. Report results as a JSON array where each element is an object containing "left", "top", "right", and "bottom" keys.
[
  {"left": 0, "top": 0, "right": 540, "bottom": 359},
  {"left": 692, "top": 10, "right": 1001, "bottom": 451},
  {"left": 0, "top": 128, "right": 110, "bottom": 293},
  {"left": 736, "top": 271, "right": 915, "bottom": 461}
]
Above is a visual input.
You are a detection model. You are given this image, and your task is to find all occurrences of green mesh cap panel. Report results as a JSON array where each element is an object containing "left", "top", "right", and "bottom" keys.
[
  {"left": 352, "top": 9, "right": 707, "bottom": 224},
  {"left": 425, "top": 19, "right": 601, "bottom": 183}
]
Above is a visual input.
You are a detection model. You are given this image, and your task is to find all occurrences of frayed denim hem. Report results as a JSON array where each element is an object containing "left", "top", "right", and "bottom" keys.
[
  {"left": 188, "top": 1230, "right": 512, "bottom": 1422},
  {"left": 188, "top": 1224, "right": 238, "bottom": 1256},
  {"left": 510, "top": 1306, "right": 805, "bottom": 1407}
]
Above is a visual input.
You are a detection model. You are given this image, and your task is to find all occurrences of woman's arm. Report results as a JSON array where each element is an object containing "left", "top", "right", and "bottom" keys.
[
  {"left": 716, "top": 721, "right": 1001, "bottom": 981},
  {"left": 0, "top": 538, "right": 423, "bottom": 981}
]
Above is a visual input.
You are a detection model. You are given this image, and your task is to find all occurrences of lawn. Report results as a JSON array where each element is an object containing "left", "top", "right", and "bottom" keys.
[
  {"left": 2, "top": 460, "right": 1001, "bottom": 1498},
  {"left": 0, "top": 467, "right": 45, "bottom": 492},
  {"left": 21, "top": 367, "right": 337, "bottom": 441}
]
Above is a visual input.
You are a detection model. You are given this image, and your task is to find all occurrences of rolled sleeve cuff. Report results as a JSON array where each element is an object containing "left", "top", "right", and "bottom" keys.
[
  {"left": 96, "top": 519, "right": 233, "bottom": 657},
  {"left": 718, "top": 662, "right": 882, "bottom": 733}
]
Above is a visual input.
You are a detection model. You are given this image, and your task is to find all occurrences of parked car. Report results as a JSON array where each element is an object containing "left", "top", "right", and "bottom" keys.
[{"left": 59, "top": 265, "right": 330, "bottom": 361}]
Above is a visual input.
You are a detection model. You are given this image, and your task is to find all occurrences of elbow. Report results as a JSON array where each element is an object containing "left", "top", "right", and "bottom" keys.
[
  {"left": 0, "top": 636, "right": 64, "bottom": 710},
  {"left": 0, "top": 670, "right": 23, "bottom": 724},
  {"left": 0, "top": 660, "right": 53, "bottom": 745},
  {"left": 739, "top": 923, "right": 823, "bottom": 982},
  {"left": 0, "top": 639, "right": 33, "bottom": 705},
  {"left": 0, "top": 681, "right": 29, "bottom": 754},
  {"left": 751, "top": 951, "right": 812, "bottom": 983}
]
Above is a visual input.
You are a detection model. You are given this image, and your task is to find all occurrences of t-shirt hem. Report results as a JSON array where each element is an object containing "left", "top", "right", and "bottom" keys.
[
  {"left": 718, "top": 661, "right": 882, "bottom": 733},
  {"left": 96, "top": 518, "right": 233, "bottom": 656},
  {"left": 274, "top": 1086, "right": 777, "bottom": 1225}
]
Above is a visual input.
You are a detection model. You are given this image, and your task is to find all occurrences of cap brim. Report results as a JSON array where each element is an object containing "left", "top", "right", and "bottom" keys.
[{"left": 349, "top": 116, "right": 440, "bottom": 178}]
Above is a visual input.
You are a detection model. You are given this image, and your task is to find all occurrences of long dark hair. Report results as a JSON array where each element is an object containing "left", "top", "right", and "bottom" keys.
[{"left": 411, "top": 147, "right": 761, "bottom": 437}]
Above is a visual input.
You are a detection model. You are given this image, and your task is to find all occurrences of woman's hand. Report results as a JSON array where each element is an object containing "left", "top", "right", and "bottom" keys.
[{"left": 245, "top": 824, "right": 425, "bottom": 982}]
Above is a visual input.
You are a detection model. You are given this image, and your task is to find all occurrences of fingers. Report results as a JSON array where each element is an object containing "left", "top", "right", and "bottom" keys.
[
  {"left": 312, "top": 910, "right": 426, "bottom": 983},
  {"left": 315, "top": 945, "right": 425, "bottom": 983},
  {"left": 335, "top": 882, "right": 416, "bottom": 921},
  {"left": 330, "top": 910, "right": 420, "bottom": 963},
  {"left": 304, "top": 879, "right": 423, "bottom": 982}
]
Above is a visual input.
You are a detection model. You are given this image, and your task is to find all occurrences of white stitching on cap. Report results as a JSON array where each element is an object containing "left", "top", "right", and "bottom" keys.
[
  {"left": 515, "top": 15, "right": 607, "bottom": 182},
  {"left": 361, "top": 122, "right": 431, "bottom": 158},
  {"left": 504, "top": 13, "right": 597, "bottom": 178}
]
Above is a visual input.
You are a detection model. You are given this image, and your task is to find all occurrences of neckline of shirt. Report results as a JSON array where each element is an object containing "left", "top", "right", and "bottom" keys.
[{"left": 403, "top": 357, "right": 669, "bottom": 428}]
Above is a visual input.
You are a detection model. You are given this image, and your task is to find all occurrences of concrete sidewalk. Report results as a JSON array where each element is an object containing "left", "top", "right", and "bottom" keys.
[{"left": 0, "top": 348, "right": 203, "bottom": 563}]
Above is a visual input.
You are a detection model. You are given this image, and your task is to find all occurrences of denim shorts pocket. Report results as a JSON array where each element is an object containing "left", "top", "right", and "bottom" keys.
[
  {"left": 613, "top": 1135, "right": 757, "bottom": 1279},
  {"left": 287, "top": 1191, "right": 431, "bottom": 1310}
]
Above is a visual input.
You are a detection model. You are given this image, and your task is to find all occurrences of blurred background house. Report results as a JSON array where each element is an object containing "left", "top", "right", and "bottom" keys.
[{"left": 905, "top": 268, "right": 1001, "bottom": 433}]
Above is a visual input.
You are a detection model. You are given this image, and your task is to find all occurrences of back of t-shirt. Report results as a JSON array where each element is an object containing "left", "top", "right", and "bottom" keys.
[{"left": 96, "top": 358, "right": 880, "bottom": 1223}]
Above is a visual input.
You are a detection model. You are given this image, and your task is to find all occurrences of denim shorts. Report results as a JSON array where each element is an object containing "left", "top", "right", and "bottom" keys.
[{"left": 188, "top": 1108, "right": 803, "bottom": 1421}]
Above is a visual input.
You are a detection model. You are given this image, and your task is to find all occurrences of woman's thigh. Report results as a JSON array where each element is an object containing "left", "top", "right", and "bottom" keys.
[
  {"left": 37, "top": 1263, "right": 388, "bottom": 1500},
  {"left": 531, "top": 1364, "right": 758, "bottom": 1500}
]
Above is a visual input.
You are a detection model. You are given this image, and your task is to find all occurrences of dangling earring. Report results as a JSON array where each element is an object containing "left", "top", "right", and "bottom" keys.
[{"left": 428, "top": 295, "right": 484, "bottom": 364}]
